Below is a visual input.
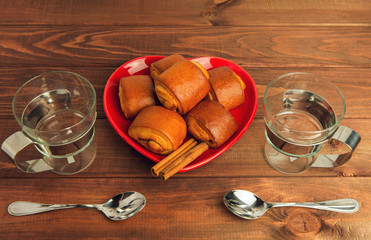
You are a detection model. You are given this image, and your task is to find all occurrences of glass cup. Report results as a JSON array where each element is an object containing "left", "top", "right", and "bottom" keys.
[
  {"left": 2, "top": 71, "right": 97, "bottom": 175},
  {"left": 263, "top": 72, "right": 360, "bottom": 174}
]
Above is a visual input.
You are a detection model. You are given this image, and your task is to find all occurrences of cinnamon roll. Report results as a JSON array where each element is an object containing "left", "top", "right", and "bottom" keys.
[
  {"left": 185, "top": 100, "right": 238, "bottom": 148},
  {"left": 207, "top": 66, "right": 246, "bottom": 110},
  {"left": 154, "top": 60, "right": 210, "bottom": 115},
  {"left": 118, "top": 75, "right": 156, "bottom": 119},
  {"left": 128, "top": 106, "right": 187, "bottom": 155}
]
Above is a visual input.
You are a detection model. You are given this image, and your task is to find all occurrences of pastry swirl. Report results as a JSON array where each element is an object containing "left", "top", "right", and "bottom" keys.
[
  {"left": 155, "top": 60, "right": 210, "bottom": 115},
  {"left": 150, "top": 54, "right": 186, "bottom": 80},
  {"left": 128, "top": 106, "right": 187, "bottom": 155},
  {"left": 185, "top": 100, "right": 238, "bottom": 148}
]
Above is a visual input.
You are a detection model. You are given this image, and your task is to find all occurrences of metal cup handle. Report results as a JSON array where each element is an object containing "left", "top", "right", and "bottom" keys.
[
  {"left": 312, "top": 126, "right": 361, "bottom": 168},
  {"left": 1, "top": 131, "right": 53, "bottom": 173}
]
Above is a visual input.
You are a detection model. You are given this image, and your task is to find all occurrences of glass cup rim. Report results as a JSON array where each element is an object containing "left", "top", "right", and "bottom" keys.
[
  {"left": 263, "top": 72, "right": 346, "bottom": 134},
  {"left": 12, "top": 71, "right": 97, "bottom": 135}
]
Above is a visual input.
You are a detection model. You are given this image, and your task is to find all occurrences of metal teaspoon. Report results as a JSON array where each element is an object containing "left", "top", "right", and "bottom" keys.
[
  {"left": 8, "top": 192, "right": 146, "bottom": 221},
  {"left": 224, "top": 190, "right": 359, "bottom": 220}
]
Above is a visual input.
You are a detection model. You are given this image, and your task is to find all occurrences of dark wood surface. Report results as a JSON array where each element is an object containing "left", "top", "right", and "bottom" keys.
[{"left": 0, "top": 1, "right": 370, "bottom": 239}]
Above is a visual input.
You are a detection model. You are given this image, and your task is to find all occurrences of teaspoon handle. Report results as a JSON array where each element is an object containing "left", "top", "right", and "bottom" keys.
[
  {"left": 8, "top": 201, "right": 96, "bottom": 216},
  {"left": 270, "top": 198, "right": 359, "bottom": 213}
]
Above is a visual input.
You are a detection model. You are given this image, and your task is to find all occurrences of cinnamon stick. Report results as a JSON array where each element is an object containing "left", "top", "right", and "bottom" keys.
[
  {"left": 151, "top": 138, "right": 196, "bottom": 176},
  {"left": 161, "top": 142, "right": 209, "bottom": 180}
]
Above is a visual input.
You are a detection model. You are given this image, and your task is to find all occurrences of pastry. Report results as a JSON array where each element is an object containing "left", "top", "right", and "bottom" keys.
[
  {"left": 185, "top": 100, "right": 238, "bottom": 148},
  {"left": 206, "top": 66, "right": 246, "bottom": 110},
  {"left": 128, "top": 106, "right": 187, "bottom": 155},
  {"left": 118, "top": 75, "right": 156, "bottom": 119},
  {"left": 150, "top": 54, "right": 186, "bottom": 80},
  {"left": 154, "top": 60, "right": 210, "bottom": 115}
]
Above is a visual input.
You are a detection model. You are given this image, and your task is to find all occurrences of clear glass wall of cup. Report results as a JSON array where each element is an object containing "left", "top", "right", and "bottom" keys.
[
  {"left": 263, "top": 72, "right": 360, "bottom": 174},
  {"left": 2, "top": 71, "right": 97, "bottom": 175}
]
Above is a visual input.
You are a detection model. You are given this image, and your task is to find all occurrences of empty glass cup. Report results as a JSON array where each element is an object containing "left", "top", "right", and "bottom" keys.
[
  {"left": 263, "top": 72, "right": 360, "bottom": 174},
  {"left": 2, "top": 71, "right": 97, "bottom": 175}
]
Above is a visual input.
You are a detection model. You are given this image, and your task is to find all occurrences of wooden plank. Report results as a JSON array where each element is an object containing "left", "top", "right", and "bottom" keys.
[
  {"left": 0, "top": 26, "right": 370, "bottom": 68},
  {"left": 0, "top": 118, "right": 369, "bottom": 178},
  {"left": 0, "top": 67, "right": 369, "bottom": 119},
  {"left": 0, "top": 1, "right": 369, "bottom": 239},
  {"left": 0, "top": 0, "right": 370, "bottom": 26},
  {"left": 0, "top": 177, "right": 369, "bottom": 239},
  {"left": 205, "top": 0, "right": 371, "bottom": 26}
]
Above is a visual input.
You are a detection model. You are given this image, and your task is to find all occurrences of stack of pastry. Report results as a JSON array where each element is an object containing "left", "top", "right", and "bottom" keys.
[
  {"left": 152, "top": 100, "right": 238, "bottom": 180},
  {"left": 118, "top": 54, "right": 246, "bottom": 180}
]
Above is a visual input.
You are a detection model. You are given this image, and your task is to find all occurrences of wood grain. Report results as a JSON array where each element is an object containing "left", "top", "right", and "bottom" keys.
[
  {"left": 0, "top": 118, "right": 369, "bottom": 178},
  {"left": 0, "top": 177, "right": 369, "bottom": 240},
  {"left": 0, "top": 0, "right": 370, "bottom": 26},
  {"left": 0, "top": 26, "right": 369, "bottom": 68},
  {"left": 0, "top": 67, "right": 370, "bottom": 119},
  {"left": 0, "top": 0, "right": 370, "bottom": 239}
]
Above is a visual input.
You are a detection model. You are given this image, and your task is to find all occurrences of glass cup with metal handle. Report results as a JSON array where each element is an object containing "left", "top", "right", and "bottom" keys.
[
  {"left": 263, "top": 72, "right": 360, "bottom": 174},
  {"left": 2, "top": 71, "right": 97, "bottom": 175}
]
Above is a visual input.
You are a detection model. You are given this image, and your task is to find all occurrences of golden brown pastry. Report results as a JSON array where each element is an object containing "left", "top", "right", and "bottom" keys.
[
  {"left": 118, "top": 75, "right": 156, "bottom": 120},
  {"left": 206, "top": 66, "right": 246, "bottom": 110},
  {"left": 150, "top": 54, "right": 186, "bottom": 80},
  {"left": 185, "top": 100, "right": 238, "bottom": 148},
  {"left": 155, "top": 60, "right": 210, "bottom": 115},
  {"left": 128, "top": 106, "right": 187, "bottom": 155}
]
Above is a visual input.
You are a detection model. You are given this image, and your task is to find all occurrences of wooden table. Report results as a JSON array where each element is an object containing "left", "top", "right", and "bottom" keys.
[{"left": 0, "top": 1, "right": 370, "bottom": 239}]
